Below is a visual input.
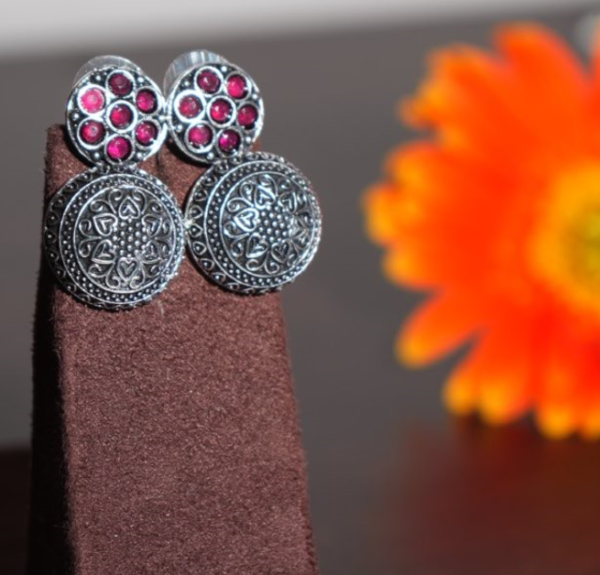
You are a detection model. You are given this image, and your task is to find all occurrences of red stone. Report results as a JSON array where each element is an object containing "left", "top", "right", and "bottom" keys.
[
  {"left": 218, "top": 130, "right": 240, "bottom": 154},
  {"left": 238, "top": 105, "right": 258, "bottom": 128},
  {"left": 178, "top": 95, "right": 202, "bottom": 119},
  {"left": 188, "top": 125, "right": 213, "bottom": 148},
  {"left": 227, "top": 75, "right": 248, "bottom": 99},
  {"left": 110, "top": 104, "right": 133, "bottom": 129},
  {"left": 80, "top": 120, "right": 105, "bottom": 144},
  {"left": 107, "top": 137, "right": 132, "bottom": 161},
  {"left": 198, "top": 69, "right": 220, "bottom": 93},
  {"left": 136, "top": 122, "right": 158, "bottom": 146},
  {"left": 210, "top": 99, "right": 233, "bottom": 123},
  {"left": 136, "top": 90, "right": 157, "bottom": 113},
  {"left": 80, "top": 87, "right": 105, "bottom": 113},
  {"left": 108, "top": 72, "right": 132, "bottom": 96}
]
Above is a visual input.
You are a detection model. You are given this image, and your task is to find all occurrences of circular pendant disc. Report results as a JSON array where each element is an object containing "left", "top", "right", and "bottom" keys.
[
  {"left": 185, "top": 152, "right": 322, "bottom": 294},
  {"left": 44, "top": 167, "right": 185, "bottom": 310}
]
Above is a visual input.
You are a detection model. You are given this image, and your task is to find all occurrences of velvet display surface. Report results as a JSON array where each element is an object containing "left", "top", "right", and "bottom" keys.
[{"left": 28, "top": 125, "right": 318, "bottom": 575}]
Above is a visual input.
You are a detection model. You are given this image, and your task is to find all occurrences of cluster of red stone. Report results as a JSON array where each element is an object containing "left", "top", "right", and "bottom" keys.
[
  {"left": 176, "top": 68, "right": 259, "bottom": 155},
  {"left": 78, "top": 72, "right": 160, "bottom": 162}
]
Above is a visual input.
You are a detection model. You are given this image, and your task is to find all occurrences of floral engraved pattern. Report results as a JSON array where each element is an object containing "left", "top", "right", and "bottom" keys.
[
  {"left": 75, "top": 186, "right": 175, "bottom": 292},
  {"left": 44, "top": 168, "right": 185, "bottom": 310},
  {"left": 185, "top": 152, "right": 321, "bottom": 294},
  {"left": 222, "top": 174, "right": 314, "bottom": 278}
]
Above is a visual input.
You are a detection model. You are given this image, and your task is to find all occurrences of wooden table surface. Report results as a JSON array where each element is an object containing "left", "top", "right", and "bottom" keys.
[{"left": 1, "top": 5, "right": 598, "bottom": 574}]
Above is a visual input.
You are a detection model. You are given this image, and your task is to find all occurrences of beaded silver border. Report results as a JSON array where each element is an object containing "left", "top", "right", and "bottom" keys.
[
  {"left": 44, "top": 166, "right": 185, "bottom": 310},
  {"left": 185, "top": 151, "right": 321, "bottom": 294}
]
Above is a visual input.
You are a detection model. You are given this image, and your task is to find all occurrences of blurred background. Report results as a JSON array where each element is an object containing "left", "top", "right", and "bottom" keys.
[{"left": 2, "top": 1, "right": 600, "bottom": 574}]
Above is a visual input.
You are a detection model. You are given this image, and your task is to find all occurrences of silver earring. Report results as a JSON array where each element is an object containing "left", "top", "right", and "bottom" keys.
[
  {"left": 43, "top": 56, "right": 185, "bottom": 310},
  {"left": 164, "top": 50, "right": 264, "bottom": 163},
  {"left": 165, "top": 51, "right": 322, "bottom": 295}
]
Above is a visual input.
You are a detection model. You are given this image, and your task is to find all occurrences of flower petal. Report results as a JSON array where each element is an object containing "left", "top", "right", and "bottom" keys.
[
  {"left": 363, "top": 182, "right": 404, "bottom": 246},
  {"left": 534, "top": 323, "right": 600, "bottom": 438},
  {"left": 581, "top": 401, "right": 600, "bottom": 440},
  {"left": 402, "top": 43, "right": 539, "bottom": 170},
  {"left": 444, "top": 315, "right": 535, "bottom": 423},
  {"left": 494, "top": 24, "right": 589, "bottom": 158},
  {"left": 397, "top": 291, "right": 483, "bottom": 366}
]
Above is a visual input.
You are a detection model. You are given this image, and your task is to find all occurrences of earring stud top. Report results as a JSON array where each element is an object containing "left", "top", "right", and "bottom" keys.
[
  {"left": 66, "top": 56, "right": 167, "bottom": 166},
  {"left": 164, "top": 50, "right": 265, "bottom": 164}
]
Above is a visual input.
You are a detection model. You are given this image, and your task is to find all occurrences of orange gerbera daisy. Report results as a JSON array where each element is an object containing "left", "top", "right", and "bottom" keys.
[{"left": 364, "top": 23, "right": 600, "bottom": 439}]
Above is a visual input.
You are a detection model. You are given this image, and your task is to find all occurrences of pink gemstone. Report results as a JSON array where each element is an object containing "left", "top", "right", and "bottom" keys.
[
  {"left": 227, "top": 75, "right": 248, "bottom": 99},
  {"left": 80, "top": 120, "right": 105, "bottom": 144},
  {"left": 108, "top": 73, "right": 132, "bottom": 96},
  {"left": 188, "top": 125, "right": 213, "bottom": 148},
  {"left": 198, "top": 69, "right": 220, "bottom": 93},
  {"left": 136, "top": 90, "right": 157, "bottom": 113},
  {"left": 210, "top": 99, "right": 233, "bottom": 123},
  {"left": 110, "top": 104, "right": 133, "bottom": 128},
  {"left": 80, "top": 87, "right": 105, "bottom": 113},
  {"left": 107, "top": 137, "right": 132, "bottom": 161},
  {"left": 178, "top": 95, "right": 202, "bottom": 119},
  {"left": 238, "top": 105, "right": 258, "bottom": 128},
  {"left": 136, "top": 122, "right": 158, "bottom": 146},
  {"left": 218, "top": 130, "right": 240, "bottom": 154}
]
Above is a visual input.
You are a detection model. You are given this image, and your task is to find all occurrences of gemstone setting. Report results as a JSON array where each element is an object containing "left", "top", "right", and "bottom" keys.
[
  {"left": 188, "top": 124, "right": 213, "bottom": 148},
  {"left": 80, "top": 120, "right": 105, "bottom": 145},
  {"left": 165, "top": 58, "right": 264, "bottom": 163},
  {"left": 108, "top": 72, "right": 133, "bottom": 96},
  {"left": 178, "top": 94, "right": 203, "bottom": 119},
  {"left": 218, "top": 130, "right": 240, "bottom": 154},
  {"left": 67, "top": 63, "right": 167, "bottom": 165},
  {"left": 136, "top": 121, "right": 158, "bottom": 146}
]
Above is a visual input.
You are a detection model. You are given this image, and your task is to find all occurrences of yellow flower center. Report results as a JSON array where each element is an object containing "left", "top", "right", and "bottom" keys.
[{"left": 529, "top": 164, "right": 600, "bottom": 319}]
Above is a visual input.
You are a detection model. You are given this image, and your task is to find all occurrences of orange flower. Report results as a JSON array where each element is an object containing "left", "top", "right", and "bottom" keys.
[{"left": 364, "top": 23, "right": 600, "bottom": 439}]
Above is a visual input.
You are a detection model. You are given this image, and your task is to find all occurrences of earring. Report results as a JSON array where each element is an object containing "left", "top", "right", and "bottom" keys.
[
  {"left": 164, "top": 50, "right": 264, "bottom": 163},
  {"left": 164, "top": 51, "right": 322, "bottom": 295},
  {"left": 43, "top": 56, "right": 185, "bottom": 310}
]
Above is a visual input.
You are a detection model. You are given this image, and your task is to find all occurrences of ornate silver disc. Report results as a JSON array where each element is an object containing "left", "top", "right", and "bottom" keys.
[
  {"left": 44, "top": 166, "right": 185, "bottom": 310},
  {"left": 185, "top": 152, "right": 322, "bottom": 294}
]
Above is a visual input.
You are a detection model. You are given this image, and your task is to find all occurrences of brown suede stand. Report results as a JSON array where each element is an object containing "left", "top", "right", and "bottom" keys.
[{"left": 28, "top": 126, "right": 318, "bottom": 575}]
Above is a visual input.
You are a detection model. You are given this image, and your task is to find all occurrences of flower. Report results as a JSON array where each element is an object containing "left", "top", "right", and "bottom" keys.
[{"left": 364, "top": 23, "right": 600, "bottom": 439}]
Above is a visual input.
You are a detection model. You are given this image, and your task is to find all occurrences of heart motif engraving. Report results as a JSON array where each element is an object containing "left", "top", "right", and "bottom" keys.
[
  {"left": 245, "top": 234, "right": 268, "bottom": 259},
  {"left": 183, "top": 153, "right": 321, "bottom": 294},
  {"left": 93, "top": 214, "right": 118, "bottom": 236},
  {"left": 254, "top": 175, "right": 277, "bottom": 207},
  {"left": 117, "top": 257, "right": 138, "bottom": 280},
  {"left": 279, "top": 191, "right": 298, "bottom": 213},
  {"left": 119, "top": 196, "right": 142, "bottom": 219},
  {"left": 91, "top": 240, "right": 115, "bottom": 264},
  {"left": 143, "top": 242, "right": 159, "bottom": 262},
  {"left": 143, "top": 214, "right": 162, "bottom": 237},
  {"left": 233, "top": 208, "right": 258, "bottom": 232},
  {"left": 239, "top": 182, "right": 255, "bottom": 202},
  {"left": 271, "top": 241, "right": 292, "bottom": 263}
]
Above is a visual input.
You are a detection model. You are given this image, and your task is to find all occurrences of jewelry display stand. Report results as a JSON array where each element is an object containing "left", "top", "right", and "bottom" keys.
[{"left": 28, "top": 125, "right": 318, "bottom": 575}]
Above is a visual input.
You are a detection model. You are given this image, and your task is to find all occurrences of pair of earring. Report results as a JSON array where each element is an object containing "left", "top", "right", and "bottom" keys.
[{"left": 43, "top": 52, "right": 322, "bottom": 311}]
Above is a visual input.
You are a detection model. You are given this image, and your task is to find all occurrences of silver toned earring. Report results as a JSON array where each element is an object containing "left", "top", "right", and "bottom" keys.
[
  {"left": 43, "top": 56, "right": 185, "bottom": 310},
  {"left": 164, "top": 51, "right": 322, "bottom": 295},
  {"left": 164, "top": 50, "right": 264, "bottom": 163}
]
